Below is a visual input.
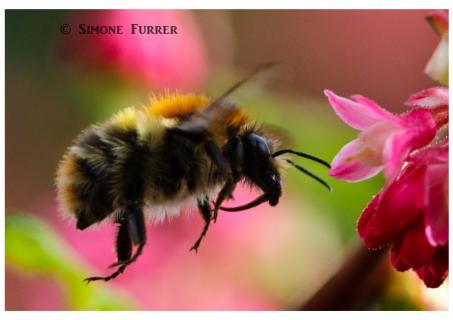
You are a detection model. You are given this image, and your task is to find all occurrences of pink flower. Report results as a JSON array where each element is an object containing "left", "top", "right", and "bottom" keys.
[
  {"left": 405, "top": 87, "right": 448, "bottom": 109},
  {"left": 405, "top": 87, "right": 449, "bottom": 129},
  {"left": 61, "top": 10, "right": 209, "bottom": 91},
  {"left": 325, "top": 11, "right": 449, "bottom": 290},
  {"left": 357, "top": 142, "right": 448, "bottom": 288},
  {"left": 425, "top": 10, "right": 449, "bottom": 85},
  {"left": 324, "top": 90, "right": 437, "bottom": 182}
]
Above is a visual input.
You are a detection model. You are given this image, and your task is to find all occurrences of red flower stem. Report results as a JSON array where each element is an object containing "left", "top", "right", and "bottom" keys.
[{"left": 293, "top": 240, "right": 390, "bottom": 310}]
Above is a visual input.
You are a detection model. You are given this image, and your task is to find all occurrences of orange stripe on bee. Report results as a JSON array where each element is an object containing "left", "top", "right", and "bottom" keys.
[
  {"left": 56, "top": 154, "right": 82, "bottom": 214},
  {"left": 147, "top": 93, "right": 210, "bottom": 119},
  {"left": 209, "top": 107, "right": 250, "bottom": 142},
  {"left": 57, "top": 153, "right": 79, "bottom": 177},
  {"left": 225, "top": 107, "right": 249, "bottom": 128},
  {"left": 61, "top": 184, "right": 80, "bottom": 212}
]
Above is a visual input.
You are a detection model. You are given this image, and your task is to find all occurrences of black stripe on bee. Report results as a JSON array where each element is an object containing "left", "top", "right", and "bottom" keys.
[
  {"left": 119, "top": 141, "right": 147, "bottom": 204},
  {"left": 161, "top": 130, "right": 206, "bottom": 195},
  {"left": 103, "top": 126, "right": 147, "bottom": 206},
  {"left": 72, "top": 127, "right": 147, "bottom": 229},
  {"left": 77, "top": 130, "right": 115, "bottom": 164},
  {"left": 74, "top": 155, "right": 114, "bottom": 230},
  {"left": 105, "top": 126, "right": 139, "bottom": 145}
]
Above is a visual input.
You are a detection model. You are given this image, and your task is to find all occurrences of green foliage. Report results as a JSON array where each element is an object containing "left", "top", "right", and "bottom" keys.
[{"left": 6, "top": 213, "right": 137, "bottom": 310}]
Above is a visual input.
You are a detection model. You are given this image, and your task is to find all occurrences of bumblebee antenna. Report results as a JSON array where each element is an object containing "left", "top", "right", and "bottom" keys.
[
  {"left": 285, "top": 158, "right": 332, "bottom": 191},
  {"left": 207, "top": 61, "right": 281, "bottom": 110},
  {"left": 273, "top": 149, "right": 331, "bottom": 168}
]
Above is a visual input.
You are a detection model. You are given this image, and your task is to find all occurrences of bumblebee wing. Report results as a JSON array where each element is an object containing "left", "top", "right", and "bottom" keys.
[
  {"left": 171, "top": 62, "right": 280, "bottom": 139},
  {"left": 170, "top": 100, "right": 236, "bottom": 140},
  {"left": 206, "top": 61, "right": 281, "bottom": 112}
]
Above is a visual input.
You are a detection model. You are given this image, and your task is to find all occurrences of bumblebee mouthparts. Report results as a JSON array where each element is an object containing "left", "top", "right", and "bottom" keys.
[{"left": 219, "top": 193, "right": 270, "bottom": 212}]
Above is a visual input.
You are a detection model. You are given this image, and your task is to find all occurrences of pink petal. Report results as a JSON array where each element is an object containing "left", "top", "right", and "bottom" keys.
[
  {"left": 324, "top": 90, "right": 397, "bottom": 130},
  {"left": 390, "top": 239, "right": 410, "bottom": 272},
  {"left": 410, "top": 140, "right": 449, "bottom": 164},
  {"left": 398, "top": 108, "right": 437, "bottom": 150},
  {"left": 405, "top": 87, "right": 449, "bottom": 108},
  {"left": 350, "top": 94, "right": 399, "bottom": 122},
  {"left": 329, "top": 139, "right": 383, "bottom": 182},
  {"left": 383, "top": 132, "right": 412, "bottom": 182},
  {"left": 357, "top": 192, "right": 382, "bottom": 246},
  {"left": 424, "top": 164, "right": 449, "bottom": 246},
  {"left": 390, "top": 219, "right": 436, "bottom": 271},
  {"left": 415, "top": 246, "right": 449, "bottom": 288},
  {"left": 357, "top": 164, "right": 426, "bottom": 248}
]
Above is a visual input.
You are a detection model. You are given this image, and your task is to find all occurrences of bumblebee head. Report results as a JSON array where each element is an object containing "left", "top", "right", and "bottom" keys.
[
  {"left": 242, "top": 133, "right": 282, "bottom": 206},
  {"left": 220, "top": 131, "right": 331, "bottom": 213}
]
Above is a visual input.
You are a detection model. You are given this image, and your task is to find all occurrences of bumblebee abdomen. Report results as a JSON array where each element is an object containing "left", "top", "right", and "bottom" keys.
[{"left": 56, "top": 123, "right": 146, "bottom": 229}]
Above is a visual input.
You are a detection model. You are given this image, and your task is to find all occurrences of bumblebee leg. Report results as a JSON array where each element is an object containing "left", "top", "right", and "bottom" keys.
[
  {"left": 212, "top": 178, "right": 238, "bottom": 222},
  {"left": 227, "top": 135, "right": 243, "bottom": 180},
  {"left": 107, "top": 206, "right": 147, "bottom": 268},
  {"left": 84, "top": 262, "right": 128, "bottom": 283},
  {"left": 84, "top": 206, "right": 146, "bottom": 283},
  {"left": 190, "top": 198, "right": 212, "bottom": 253},
  {"left": 204, "top": 139, "right": 229, "bottom": 173},
  {"left": 210, "top": 135, "right": 243, "bottom": 222},
  {"left": 126, "top": 205, "right": 147, "bottom": 245},
  {"left": 115, "top": 221, "right": 133, "bottom": 264}
]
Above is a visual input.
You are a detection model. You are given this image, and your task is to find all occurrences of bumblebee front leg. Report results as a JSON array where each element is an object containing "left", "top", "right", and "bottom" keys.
[
  {"left": 84, "top": 205, "right": 146, "bottom": 283},
  {"left": 212, "top": 178, "right": 238, "bottom": 222},
  {"left": 211, "top": 135, "right": 243, "bottom": 222},
  {"left": 190, "top": 197, "right": 212, "bottom": 253}
]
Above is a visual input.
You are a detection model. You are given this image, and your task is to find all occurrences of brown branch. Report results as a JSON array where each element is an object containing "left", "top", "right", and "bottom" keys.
[{"left": 294, "top": 240, "right": 391, "bottom": 310}]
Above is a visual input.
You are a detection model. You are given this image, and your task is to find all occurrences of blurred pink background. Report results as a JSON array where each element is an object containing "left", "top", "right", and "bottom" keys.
[{"left": 232, "top": 10, "right": 437, "bottom": 112}]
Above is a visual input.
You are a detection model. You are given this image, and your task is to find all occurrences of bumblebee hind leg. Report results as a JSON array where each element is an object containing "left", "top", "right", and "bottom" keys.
[
  {"left": 190, "top": 197, "right": 212, "bottom": 253},
  {"left": 114, "top": 221, "right": 133, "bottom": 263},
  {"left": 84, "top": 205, "right": 146, "bottom": 283}
]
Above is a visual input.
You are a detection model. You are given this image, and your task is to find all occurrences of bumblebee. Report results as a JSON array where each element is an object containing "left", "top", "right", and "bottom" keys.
[{"left": 56, "top": 63, "right": 331, "bottom": 282}]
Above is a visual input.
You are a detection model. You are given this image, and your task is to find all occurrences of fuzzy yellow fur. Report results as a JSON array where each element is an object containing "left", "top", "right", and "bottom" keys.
[
  {"left": 110, "top": 107, "right": 137, "bottom": 130},
  {"left": 108, "top": 93, "right": 251, "bottom": 145},
  {"left": 147, "top": 93, "right": 210, "bottom": 119}
]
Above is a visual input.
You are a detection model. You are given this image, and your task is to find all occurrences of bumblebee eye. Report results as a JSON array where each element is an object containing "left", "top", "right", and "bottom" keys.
[
  {"left": 243, "top": 133, "right": 275, "bottom": 176},
  {"left": 246, "top": 133, "right": 271, "bottom": 158}
]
